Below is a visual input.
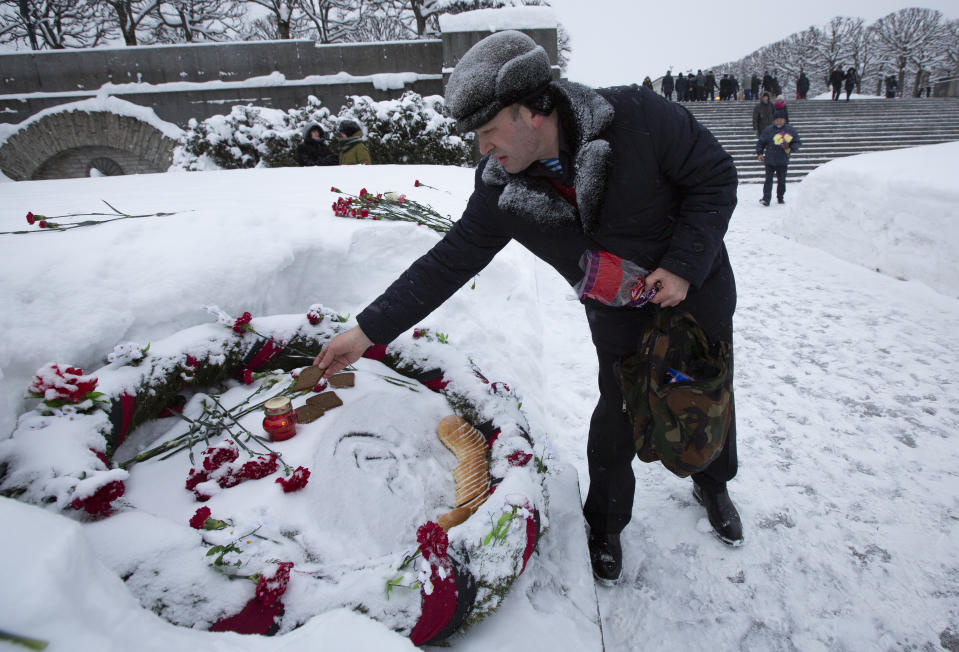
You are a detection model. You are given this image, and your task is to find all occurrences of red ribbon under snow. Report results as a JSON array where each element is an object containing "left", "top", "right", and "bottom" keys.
[{"left": 245, "top": 339, "right": 285, "bottom": 372}]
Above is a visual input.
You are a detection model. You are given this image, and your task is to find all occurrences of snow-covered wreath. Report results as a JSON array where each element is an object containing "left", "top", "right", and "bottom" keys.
[{"left": 0, "top": 304, "right": 548, "bottom": 645}]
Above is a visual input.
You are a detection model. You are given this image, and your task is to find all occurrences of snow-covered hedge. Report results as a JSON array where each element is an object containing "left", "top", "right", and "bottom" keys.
[
  {"left": 337, "top": 92, "right": 475, "bottom": 166},
  {"left": 172, "top": 92, "right": 474, "bottom": 171}
]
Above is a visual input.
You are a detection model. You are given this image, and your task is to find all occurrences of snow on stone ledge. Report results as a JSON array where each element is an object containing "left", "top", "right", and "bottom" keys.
[
  {"left": 0, "top": 96, "right": 184, "bottom": 147},
  {"left": 438, "top": 7, "right": 556, "bottom": 33}
]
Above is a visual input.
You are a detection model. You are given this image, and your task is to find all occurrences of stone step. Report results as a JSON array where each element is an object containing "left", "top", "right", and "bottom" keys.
[{"left": 671, "top": 97, "right": 959, "bottom": 181}]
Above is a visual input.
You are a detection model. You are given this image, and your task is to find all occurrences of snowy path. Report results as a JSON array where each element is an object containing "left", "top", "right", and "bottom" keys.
[
  {"left": 1, "top": 166, "right": 958, "bottom": 651},
  {"left": 586, "top": 187, "right": 959, "bottom": 651}
]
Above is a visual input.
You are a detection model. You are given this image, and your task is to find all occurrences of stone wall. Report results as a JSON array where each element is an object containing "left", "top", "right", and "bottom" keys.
[
  {"left": 0, "top": 39, "right": 446, "bottom": 126},
  {"left": 0, "top": 25, "right": 558, "bottom": 180}
]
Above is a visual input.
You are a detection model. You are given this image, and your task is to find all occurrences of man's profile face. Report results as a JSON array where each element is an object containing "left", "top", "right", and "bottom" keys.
[
  {"left": 774, "top": 118, "right": 786, "bottom": 128},
  {"left": 475, "top": 106, "right": 543, "bottom": 174}
]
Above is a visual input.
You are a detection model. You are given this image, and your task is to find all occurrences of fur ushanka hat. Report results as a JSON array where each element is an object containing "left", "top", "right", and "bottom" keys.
[{"left": 445, "top": 30, "right": 553, "bottom": 132}]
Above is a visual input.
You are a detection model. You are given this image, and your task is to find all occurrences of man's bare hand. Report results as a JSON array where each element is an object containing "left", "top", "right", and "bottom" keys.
[
  {"left": 646, "top": 267, "right": 690, "bottom": 308},
  {"left": 758, "top": 154, "right": 765, "bottom": 162},
  {"left": 314, "top": 326, "right": 373, "bottom": 378}
]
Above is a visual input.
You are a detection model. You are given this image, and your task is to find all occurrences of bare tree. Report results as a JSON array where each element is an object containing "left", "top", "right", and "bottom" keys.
[
  {"left": 872, "top": 7, "right": 943, "bottom": 97},
  {"left": 808, "top": 16, "right": 857, "bottom": 86},
  {"left": 96, "top": 0, "right": 161, "bottom": 44},
  {"left": 1, "top": 0, "right": 112, "bottom": 48},
  {"left": 152, "top": 0, "right": 244, "bottom": 42},
  {"left": 296, "top": 0, "right": 352, "bottom": 42},
  {"left": 239, "top": 0, "right": 297, "bottom": 38}
]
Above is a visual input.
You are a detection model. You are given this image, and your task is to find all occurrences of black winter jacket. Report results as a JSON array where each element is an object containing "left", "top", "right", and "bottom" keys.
[
  {"left": 357, "top": 83, "right": 738, "bottom": 354},
  {"left": 295, "top": 124, "right": 337, "bottom": 166},
  {"left": 756, "top": 123, "right": 801, "bottom": 167}
]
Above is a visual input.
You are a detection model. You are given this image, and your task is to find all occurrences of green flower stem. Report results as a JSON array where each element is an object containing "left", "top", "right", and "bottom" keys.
[
  {"left": 206, "top": 395, "right": 291, "bottom": 472},
  {"left": 0, "top": 631, "right": 48, "bottom": 651},
  {"left": 2, "top": 200, "right": 183, "bottom": 235}
]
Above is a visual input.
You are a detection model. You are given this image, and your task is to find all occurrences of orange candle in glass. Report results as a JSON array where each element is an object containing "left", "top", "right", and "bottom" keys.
[{"left": 262, "top": 396, "right": 297, "bottom": 441}]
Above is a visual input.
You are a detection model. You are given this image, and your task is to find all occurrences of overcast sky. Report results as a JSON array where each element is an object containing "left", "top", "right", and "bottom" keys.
[{"left": 548, "top": 0, "right": 959, "bottom": 87}]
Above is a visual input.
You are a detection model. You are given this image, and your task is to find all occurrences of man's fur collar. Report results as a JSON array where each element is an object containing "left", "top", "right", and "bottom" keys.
[{"left": 480, "top": 81, "right": 614, "bottom": 234}]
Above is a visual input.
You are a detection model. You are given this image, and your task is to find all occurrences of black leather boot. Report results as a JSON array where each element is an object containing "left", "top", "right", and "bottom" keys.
[
  {"left": 587, "top": 531, "right": 623, "bottom": 585},
  {"left": 693, "top": 483, "right": 744, "bottom": 546}
]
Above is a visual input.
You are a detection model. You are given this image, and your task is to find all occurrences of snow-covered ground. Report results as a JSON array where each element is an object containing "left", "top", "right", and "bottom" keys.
[{"left": 1, "top": 143, "right": 958, "bottom": 651}]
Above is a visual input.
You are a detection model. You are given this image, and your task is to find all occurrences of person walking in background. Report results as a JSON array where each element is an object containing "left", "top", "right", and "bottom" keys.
[
  {"left": 642, "top": 76, "right": 654, "bottom": 90},
  {"left": 756, "top": 108, "right": 801, "bottom": 206},
  {"left": 749, "top": 74, "right": 760, "bottom": 101},
  {"left": 752, "top": 91, "right": 775, "bottom": 137},
  {"left": 695, "top": 70, "right": 705, "bottom": 101},
  {"left": 295, "top": 124, "right": 338, "bottom": 167},
  {"left": 336, "top": 120, "right": 371, "bottom": 165},
  {"left": 705, "top": 71, "right": 716, "bottom": 101},
  {"left": 844, "top": 66, "right": 857, "bottom": 101},
  {"left": 919, "top": 70, "right": 932, "bottom": 97},
  {"left": 676, "top": 72, "right": 688, "bottom": 102},
  {"left": 314, "top": 29, "right": 744, "bottom": 586},
  {"left": 797, "top": 70, "right": 810, "bottom": 100},
  {"left": 830, "top": 66, "right": 844, "bottom": 101},
  {"left": 885, "top": 74, "right": 898, "bottom": 98},
  {"left": 731, "top": 75, "right": 740, "bottom": 101},
  {"left": 662, "top": 70, "right": 674, "bottom": 101}
]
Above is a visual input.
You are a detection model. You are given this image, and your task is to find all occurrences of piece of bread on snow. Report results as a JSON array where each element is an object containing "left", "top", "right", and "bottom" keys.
[{"left": 436, "top": 415, "right": 490, "bottom": 530}]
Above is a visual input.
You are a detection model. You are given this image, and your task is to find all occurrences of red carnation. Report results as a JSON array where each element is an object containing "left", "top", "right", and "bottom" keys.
[
  {"left": 38, "top": 220, "right": 47, "bottom": 228},
  {"left": 312, "top": 380, "right": 328, "bottom": 392},
  {"left": 412, "top": 328, "right": 428, "bottom": 339},
  {"left": 202, "top": 442, "right": 239, "bottom": 472},
  {"left": 359, "top": 209, "right": 369, "bottom": 218},
  {"left": 26, "top": 212, "right": 35, "bottom": 225},
  {"left": 275, "top": 466, "right": 310, "bottom": 493},
  {"left": 71, "top": 479, "right": 125, "bottom": 515},
  {"left": 240, "top": 454, "right": 279, "bottom": 480},
  {"left": 185, "top": 467, "right": 209, "bottom": 491},
  {"left": 242, "top": 368, "right": 253, "bottom": 385},
  {"left": 330, "top": 186, "right": 339, "bottom": 192},
  {"left": 508, "top": 450, "right": 533, "bottom": 467},
  {"left": 190, "top": 506, "right": 212, "bottom": 529},
  {"left": 416, "top": 521, "right": 449, "bottom": 561},
  {"left": 359, "top": 188, "right": 367, "bottom": 197},
  {"left": 217, "top": 471, "right": 242, "bottom": 489},
  {"left": 256, "top": 561, "right": 294, "bottom": 607},
  {"left": 414, "top": 179, "right": 421, "bottom": 187},
  {"left": 306, "top": 308, "right": 323, "bottom": 325},
  {"left": 232, "top": 312, "right": 253, "bottom": 334}
]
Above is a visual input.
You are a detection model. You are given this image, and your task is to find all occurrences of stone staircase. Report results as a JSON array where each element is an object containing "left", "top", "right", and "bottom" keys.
[{"left": 681, "top": 97, "right": 959, "bottom": 183}]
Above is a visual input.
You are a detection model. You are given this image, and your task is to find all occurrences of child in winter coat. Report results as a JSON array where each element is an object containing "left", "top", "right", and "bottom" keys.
[
  {"left": 755, "top": 108, "right": 801, "bottom": 206},
  {"left": 336, "top": 120, "right": 372, "bottom": 165}
]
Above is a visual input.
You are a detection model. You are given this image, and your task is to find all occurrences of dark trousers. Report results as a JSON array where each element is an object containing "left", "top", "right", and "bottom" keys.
[
  {"left": 582, "top": 347, "right": 738, "bottom": 535},
  {"left": 832, "top": 86, "right": 841, "bottom": 100},
  {"left": 763, "top": 164, "right": 787, "bottom": 201}
]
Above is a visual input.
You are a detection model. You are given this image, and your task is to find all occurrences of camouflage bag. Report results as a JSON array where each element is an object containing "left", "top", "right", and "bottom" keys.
[{"left": 614, "top": 308, "right": 732, "bottom": 478}]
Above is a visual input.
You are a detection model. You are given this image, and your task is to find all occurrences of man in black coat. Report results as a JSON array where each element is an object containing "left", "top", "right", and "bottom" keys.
[
  {"left": 830, "top": 66, "right": 844, "bottom": 101},
  {"left": 676, "top": 72, "right": 688, "bottom": 102},
  {"left": 797, "top": 70, "right": 810, "bottom": 100},
  {"left": 313, "top": 31, "right": 744, "bottom": 584},
  {"left": 662, "top": 70, "right": 674, "bottom": 101},
  {"left": 756, "top": 108, "right": 801, "bottom": 206},
  {"left": 705, "top": 71, "right": 717, "bottom": 100},
  {"left": 844, "top": 67, "right": 857, "bottom": 101},
  {"left": 295, "top": 124, "right": 338, "bottom": 167},
  {"left": 750, "top": 74, "right": 760, "bottom": 101}
]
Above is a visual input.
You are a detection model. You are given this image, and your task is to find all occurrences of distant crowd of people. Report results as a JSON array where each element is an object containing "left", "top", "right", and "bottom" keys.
[
  {"left": 294, "top": 119, "right": 371, "bottom": 167},
  {"left": 655, "top": 70, "right": 797, "bottom": 102},
  {"left": 651, "top": 67, "right": 931, "bottom": 103}
]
